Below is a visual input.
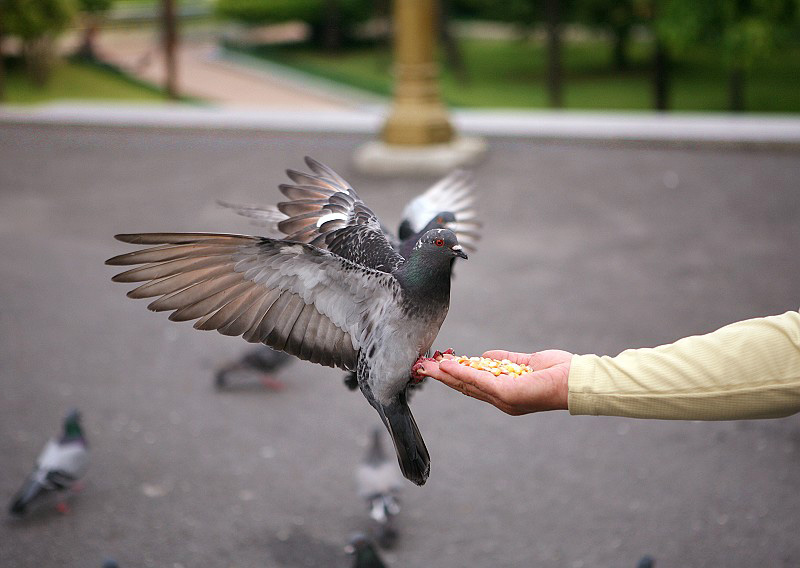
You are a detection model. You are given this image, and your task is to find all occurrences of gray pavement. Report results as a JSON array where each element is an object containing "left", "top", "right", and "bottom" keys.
[{"left": 1, "top": 124, "right": 799, "bottom": 567}]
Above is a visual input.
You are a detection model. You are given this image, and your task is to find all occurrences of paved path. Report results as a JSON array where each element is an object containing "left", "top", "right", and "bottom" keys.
[
  {"left": 96, "top": 28, "right": 354, "bottom": 110},
  {"left": 1, "top": 125, "right": 799, "bottom": 567}
]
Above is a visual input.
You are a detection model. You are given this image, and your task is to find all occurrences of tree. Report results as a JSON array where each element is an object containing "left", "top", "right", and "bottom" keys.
[
  {"left": 215, "top": 0, "right": 372, "bottom": 48},
  {"left": 576, "top": 0, "right": 640, "bottom": 70},
  {"left": 704, "top": 0, "right": 798, "bottom": 111},
  {"left": 4, "top": 0, "right": 76, "bottom": 86},
  {"left": 74, "top": 0, "right": 114, "bottom": 60},
  {"left": 162, "top": 0, "right": 178, "bottom": 99}
]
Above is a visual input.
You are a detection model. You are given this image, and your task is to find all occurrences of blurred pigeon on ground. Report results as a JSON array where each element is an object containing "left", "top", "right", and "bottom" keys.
[
  {"left": 215, "top": 345, "right": 292, "bottom": 390},
  {"left": 637, "top": 555, "right": 655, "bottom": 568},
  {"left": 9, "top": 409, "right": 89, "bottom": 517},
  {"left": 356, "top": 428, "right": 403, "bottom": 548},
  {"left": 106, "top": 157, "right": 468, "bottom": 486},
  {"left": 345, "top": 533, "right": 387, "bottom": 568}
]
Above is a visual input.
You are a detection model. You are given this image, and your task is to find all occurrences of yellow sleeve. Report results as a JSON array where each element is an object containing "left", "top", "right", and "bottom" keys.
[{"left": 568, "top": 311, "right": 800, "bottom": 420}]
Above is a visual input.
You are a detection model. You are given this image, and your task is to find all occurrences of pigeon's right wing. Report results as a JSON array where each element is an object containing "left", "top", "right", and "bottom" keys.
[
  {"left": 398, "top": 170, "right": 482, "bottom": 252},
  {"left": 106, "top": 233, "right": 403, "bottom": 372},
  {"left": 277, "top": 157, "right": 402, "bottom": 271}
]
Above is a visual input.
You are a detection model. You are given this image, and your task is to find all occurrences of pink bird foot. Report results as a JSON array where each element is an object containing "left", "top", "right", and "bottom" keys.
[
  {"left": 259, "top": 374, "right": 286, "bottom": 391},
  {"left": 410, "top": 349, "right": 455, "bottom": 383},
  {"left": 55, "top": 502, "right": 70, "bottom": 515}
]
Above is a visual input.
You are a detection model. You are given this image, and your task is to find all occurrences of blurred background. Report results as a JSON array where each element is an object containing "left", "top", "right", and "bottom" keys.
[
  {"left": 1, "top": 0, "right": 799, "bottom": 111},
  {"left": 1, "top": 1, "right": 800, "bottom": 568}
]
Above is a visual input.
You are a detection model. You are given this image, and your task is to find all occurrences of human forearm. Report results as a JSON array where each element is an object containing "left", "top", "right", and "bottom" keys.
[{"left": 568, "top": 311, "right": 800, "bottom": 420}]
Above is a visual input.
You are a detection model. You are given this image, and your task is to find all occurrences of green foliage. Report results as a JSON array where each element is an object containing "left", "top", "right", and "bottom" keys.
[
  {"left": 452, "top": 0, "right": 539, "bottom": 25},
  {"left": 77, "top": 0, "right": 113, "bottom": 14},
  {"left": 228, "top": 36, "right": 800, "bottom": 112},
  {"left": 215, "top": 0, "right": 371, "bottom": 29},
  {"left": 4, "top": 0, "right": 76, "bottom": 39},
  {"left": 3, "top": 56, "right": 165, "bottom": 103}
]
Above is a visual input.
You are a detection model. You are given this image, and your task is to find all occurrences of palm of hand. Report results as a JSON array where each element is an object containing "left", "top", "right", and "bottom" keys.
[{"left": 421, "top": 349, "right": 572, "bottom": 415}]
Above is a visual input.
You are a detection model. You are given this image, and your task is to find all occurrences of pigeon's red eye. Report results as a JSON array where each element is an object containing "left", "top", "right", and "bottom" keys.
[{"left": 434, "top": 239, "right": 444, "bottom": 247}]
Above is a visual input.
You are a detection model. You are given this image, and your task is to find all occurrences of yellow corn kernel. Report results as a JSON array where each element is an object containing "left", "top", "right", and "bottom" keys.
[{"left": 451, "top": 355, "right": 533, "bottom": 377}]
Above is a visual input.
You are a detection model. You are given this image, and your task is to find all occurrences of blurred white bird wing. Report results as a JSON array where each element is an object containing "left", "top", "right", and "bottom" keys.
[{"left": 400, "top": 169, "right": 482, "bottom": 251}]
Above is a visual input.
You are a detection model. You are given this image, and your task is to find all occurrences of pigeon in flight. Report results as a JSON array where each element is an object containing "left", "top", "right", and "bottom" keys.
[
  {"left": 106, "top": 157, "right": 467, "bottom": 486},
  {"left": 356, "top": 428, "right": 403, "bottom": 548},
  {"left": 9, "top": 409, "right": 89, "bottom": 516}
]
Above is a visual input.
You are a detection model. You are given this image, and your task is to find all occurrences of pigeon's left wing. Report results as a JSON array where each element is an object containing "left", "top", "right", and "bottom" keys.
[
  {"left": 106, "top": 233, "right": 402, "bottom": 371},
  {"left": 398, "top": 170, "right": 482, "bottom": 252}
]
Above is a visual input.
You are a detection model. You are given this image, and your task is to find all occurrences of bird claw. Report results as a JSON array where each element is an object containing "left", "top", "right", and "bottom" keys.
[
  {"left": 55, "top": 502, "right": 70, "bottom": 515},
  {"left": 410, "top": 358, "right": 434, "bottom": 383},
  {"left": 432, "top": 348, "right": 455, "bottom": 360}
]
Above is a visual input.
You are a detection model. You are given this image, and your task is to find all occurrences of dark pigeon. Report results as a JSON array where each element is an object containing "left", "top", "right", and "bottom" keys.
[
  {"left": 345, "top": 533, "right": 387, "bottom": 568},
  {"left": 105, "top": 157, "right": 467, "bottom": 486},
  {"left": 215, "top": 346, "right": 292, "bottom": 390},
  {"left": 356, "top": 428, "right": 403, "bottom": 548},
  {"left": 9, "top": 409, "right": 89, "bottom": 516}
]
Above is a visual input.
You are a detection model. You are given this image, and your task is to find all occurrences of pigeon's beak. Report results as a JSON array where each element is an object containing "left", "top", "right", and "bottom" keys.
[{"left": 452, "top": 245, "right": 468, "bottom": 260}]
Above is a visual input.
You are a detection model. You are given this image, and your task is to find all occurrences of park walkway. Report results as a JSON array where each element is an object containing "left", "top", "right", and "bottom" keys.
[{"left": 95, "top": 28, "right": 355, "bottom": 110}]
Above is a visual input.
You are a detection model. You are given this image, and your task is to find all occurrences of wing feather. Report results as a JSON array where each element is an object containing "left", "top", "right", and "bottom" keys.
[{"left": 107, "top": 233, "right": 399, "bottom": 371}]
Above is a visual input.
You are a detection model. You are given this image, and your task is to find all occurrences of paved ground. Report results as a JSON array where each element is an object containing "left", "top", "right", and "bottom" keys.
[
  {"left": 1, "top": 125, "right": 799, "bottom": 567},
  {"left": 96, "top": 28, "right": 353, "bottom": 110}
]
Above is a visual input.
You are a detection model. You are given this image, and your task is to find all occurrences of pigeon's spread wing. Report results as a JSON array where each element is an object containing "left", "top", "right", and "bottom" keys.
[
  {"left": 106, "top": 233, "right": 402, "bottom": 371},
  {"left": 216, "top": 200, "right": 286, "bottom": 236},
  {"left": 277, "top": 157, "right": 402, "bottom": 271},
  {"left": 399, "top": 170, "right": 483, "bottom": 252}
]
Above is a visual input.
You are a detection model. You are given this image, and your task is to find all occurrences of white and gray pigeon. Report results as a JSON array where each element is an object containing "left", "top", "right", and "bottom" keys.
[
  {"left": 356, "top": 428, "right": 403, "bottom": 548},
  {"left": 9, "top": 409, "right": 89, "bottom": 516},
  {"left": 105, "top": 157, "right": 468, "bottom": 486}
]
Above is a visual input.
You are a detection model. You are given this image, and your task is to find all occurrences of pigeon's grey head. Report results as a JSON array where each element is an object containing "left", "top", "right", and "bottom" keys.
[{"left": 412, "top": 228, "right": 468, "bottom": 260}]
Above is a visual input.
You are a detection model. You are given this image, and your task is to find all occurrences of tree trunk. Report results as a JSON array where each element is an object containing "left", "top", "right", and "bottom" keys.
[
  {"left": 0, "top": 22, "right": 5, "bottom": 102},
  {"left": 728, "top": 65, "right": 745, "bottom": 112},
  {"left": 76, "top": 16, "right": 100, "bottom": 61},
  {"left": 438, "top": 0, "right": 467, "bottom": 84},
  {"left": 653, "top": 38, "right": 669, "bottom": 111},
  {"left": 322, "top": 0, "right": 342, "bottom": 51},
  {"left": 612, "top": 27, "right": 629, "bottom": 71},
  {"left": 24, "top": 37, "right": 54, "bottom": 87},
  {"left": 162, "top": 0, "right": 178, "bottom": 99},
  {"left": 545, "top": 0, "right": 563, "bottom": 108}
]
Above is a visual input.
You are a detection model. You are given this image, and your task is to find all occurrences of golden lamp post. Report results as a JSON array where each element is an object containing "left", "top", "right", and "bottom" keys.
[{"left": 354, "top": 0, "right": 485, "bottom": 175}]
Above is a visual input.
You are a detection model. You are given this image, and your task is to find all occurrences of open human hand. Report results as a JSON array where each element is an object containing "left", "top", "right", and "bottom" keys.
[{"left": 419, "top": 350, "right": 572, "bottom": 415}]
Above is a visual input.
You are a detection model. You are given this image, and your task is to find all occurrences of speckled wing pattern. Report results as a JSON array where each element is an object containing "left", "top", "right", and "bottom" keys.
[
  {"left": 106, "top": 233, "right": 402, "bottom": 371},
  {"left": 399, "top": 169, "right": 482, "bottom": 252},
  {"left": 276, "top": 157, "right": 403, "bottom": 273}
]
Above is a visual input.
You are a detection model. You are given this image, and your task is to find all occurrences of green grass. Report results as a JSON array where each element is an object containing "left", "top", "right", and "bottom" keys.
[
  {"left": 230, "top": 36, "right": 800, "bottom": 112},
  {"left": 4, "top": 57, "right": 167, "bottom": 104}
]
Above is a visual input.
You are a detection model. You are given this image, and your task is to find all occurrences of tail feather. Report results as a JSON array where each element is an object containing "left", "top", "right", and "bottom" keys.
[
  {"left": 9, "top": 478, "right": 45, "bottom": 516},
  {"left": 380, "top": 397, "right": 430, "bottom": 486}
]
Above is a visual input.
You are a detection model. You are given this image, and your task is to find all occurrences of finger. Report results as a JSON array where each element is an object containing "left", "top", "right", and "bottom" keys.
[
  {"left": 424, "top": 362, "right": 498, "bottom": 404},
  {"left": 438, "top": 360, "right": 502, "bottom": 397}
]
